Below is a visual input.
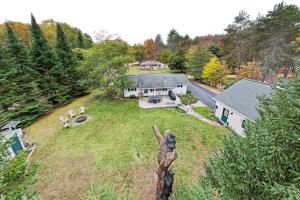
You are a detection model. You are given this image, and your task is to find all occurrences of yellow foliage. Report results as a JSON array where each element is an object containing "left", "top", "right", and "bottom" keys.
[{"left": 202, "top": 56, "right": 228, "bottom": 86}]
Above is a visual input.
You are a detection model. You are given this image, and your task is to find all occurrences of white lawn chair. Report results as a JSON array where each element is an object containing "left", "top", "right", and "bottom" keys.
[
  {"left": 79, "top": 106, "right": 85, "bottom": 115},
  {"left": 68, "top": 110, "right": 76, "bottom": 118},
  {"left": 63, "top": 122, "right": 70, "bottom": 129},
  {"left": 59, "top": 116, "right": 68, "bottom": 124}
]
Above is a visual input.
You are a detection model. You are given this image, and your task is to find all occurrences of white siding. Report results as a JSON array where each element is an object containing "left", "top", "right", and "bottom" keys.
[
  {"left": 215, "top": 100, "right": 246, "bottom": 137},
  {"left": 124, "top": 88, "right": 139, "bottom": 97},
  {"left": 124, "top": 85, "right": 187, "bottom": 97},
  {"left": 172, "top": 85, "right": 187, "bottom": 96}
]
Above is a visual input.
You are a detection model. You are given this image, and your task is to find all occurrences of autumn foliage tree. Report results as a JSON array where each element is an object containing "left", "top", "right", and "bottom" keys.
[
  {"left": 144, "top": 39, "right": 156, "bottom": 60},
  {"left": 238, "top": 61, "right": 262, "bottom": 80},
  {"left": 202, "top": 56, "right": 228, "bottom": 86}
]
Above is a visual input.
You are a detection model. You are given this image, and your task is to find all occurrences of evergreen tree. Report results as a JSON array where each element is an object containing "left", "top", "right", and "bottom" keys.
[
  {"left": 2, "top": 22, "right": 47, "bottom": 126},
  {"left": 77, "top": 30, "right": 85, "bottom": 48},
  {"left": 55, "top": 23, "right": 75, "bottom": 68},
  {"left": 30, "top": 14, "right": 58, "bottom": 105},
  {"left": 206, "top": 65, "right": 300, "bottom": 199},
  {"left": 54, "top": 23, "right": 86, "bottom": 99}
]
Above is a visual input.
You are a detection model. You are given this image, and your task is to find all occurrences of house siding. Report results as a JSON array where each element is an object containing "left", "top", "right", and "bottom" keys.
[
  {"left": 215, "top": 100, "right": 247, "bottom": 137},
  {"left": 124, "top": 86, "right": 187, "bottom": 98}
]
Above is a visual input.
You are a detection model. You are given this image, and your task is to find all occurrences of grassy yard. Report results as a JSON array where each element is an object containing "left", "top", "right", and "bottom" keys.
[
  {"left": 127, "top": 67, "right": 175, "bottom": 75},
  {"left": 26, "top": 90, "right": 228, "bottom": 200},
  {"left": 193, "top": 107, "right": 216, "bottom": 120}
]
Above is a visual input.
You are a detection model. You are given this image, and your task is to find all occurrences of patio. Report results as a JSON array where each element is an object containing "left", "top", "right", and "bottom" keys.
[{"left": 139, "top": 95, "right": 180, "bottom": 109}]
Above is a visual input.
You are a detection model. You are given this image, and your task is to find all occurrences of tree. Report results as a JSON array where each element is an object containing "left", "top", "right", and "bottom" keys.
[
  {"left": 237, "top": 61, "right": 262, "bottom": 80},
  {"left": 77, "top": 30, "right": 85, "bottom": 48},
  {"left": 258, "top": 2, "right": 300, "bottom": 80},
  {"left": 130, "top": 44, "right": 146, "bottom": 63},
  {"left": 222, "top": 11, "right": 252, "bottom": 68},
  {"left": 202, "top": 56, "right": 228, "bottom": 86},
  {"left": 154, "top": 34, "right": 164, "bottom": 61},
  {"left": 206, "top": 64, "right": 300, "bottom": 199},
  {"left": 187, "top": 46, "right": 212, "bottom": 80},
  {"left": 168, "top": 50, "right": 187, "bottom": 72},
  {"left": 208, "top": 45, "right": 222, "bottom": 57},
  {"left": 83, "top": 33, "right": 93, "bottom": 48},
  {"left": 181, "top": 34, "right": 192, "bottom": 52},
  {"left": 160, "top": 49, "right": 171, "bottom": 64},
  {"left": 30, "top": 14, "right": 59, "bottom": 106},
  {"left": 144, "top": 39, "right": 156, "bottom": 60},
  {"left": 2, "top": 23, "right": 44, "bottom": 126},
  {"left": 82, "top": 40, "right": 132, "bottom": 98},
  {"left": 167, "top": 29, "right": 182, "bottom": 53}
]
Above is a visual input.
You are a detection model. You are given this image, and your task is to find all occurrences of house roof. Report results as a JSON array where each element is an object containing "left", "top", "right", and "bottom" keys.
[
  {"left": 1, "top": 120, "right": 20, "bottom": 130},
  {"left": 128, "top": 74, "right": 187, "bottom": 88},
  {"left": 214, "top": 79, "right": 272, "bottom": 121}
]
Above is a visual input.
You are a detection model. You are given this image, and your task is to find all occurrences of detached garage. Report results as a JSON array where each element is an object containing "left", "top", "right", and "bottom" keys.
[{"left": 213, "top": 79, "right": 272, "bottom": 137}]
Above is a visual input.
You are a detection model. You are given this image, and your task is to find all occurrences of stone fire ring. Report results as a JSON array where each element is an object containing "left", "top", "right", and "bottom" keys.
[{"left": 72, "top": 115, "right": 91, "bottom": 126}]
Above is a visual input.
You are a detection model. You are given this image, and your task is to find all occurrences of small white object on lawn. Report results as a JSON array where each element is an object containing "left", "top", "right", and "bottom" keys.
[
  {"left": 68, "top": 110, "right": 76, "bottom": 118},
  {"left": 79, "top": 106, "right": 85, "bottom": 114}
]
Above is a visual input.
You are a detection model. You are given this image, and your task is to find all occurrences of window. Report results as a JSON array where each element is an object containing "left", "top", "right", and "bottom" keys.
[
  {"left": 150, "top": 89, "right": 155, "bottom": 92},
  {"left": 128, "top": 88, "right": 136, "bottom": 92},
  {"left": 177, "top": 85, "right": 183, "bottom": 88}
]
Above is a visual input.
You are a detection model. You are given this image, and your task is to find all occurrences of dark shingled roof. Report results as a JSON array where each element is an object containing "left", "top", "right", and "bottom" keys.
[
  {"left": 214, "top": 79, "right": 272, "bottom": 121},
  {"left": 128, "top": 74, "right": 187, "bottom": 88}
]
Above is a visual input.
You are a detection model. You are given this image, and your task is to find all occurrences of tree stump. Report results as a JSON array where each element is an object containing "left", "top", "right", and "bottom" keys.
[{"left": 152, "top": 124, "right": 177, "bottom": 200}]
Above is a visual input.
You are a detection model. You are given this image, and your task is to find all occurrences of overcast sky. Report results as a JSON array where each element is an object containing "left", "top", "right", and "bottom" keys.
[{"left": 0, "top": 0, "right": 299, "bottom": 44}]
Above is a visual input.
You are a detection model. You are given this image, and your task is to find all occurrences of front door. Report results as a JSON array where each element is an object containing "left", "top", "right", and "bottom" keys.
[
  {"left": 221, "top": 108, "right": 229, "bottom": 124},
  {"left": 11, "top": 136, "right": 23, "bottom": 155}
]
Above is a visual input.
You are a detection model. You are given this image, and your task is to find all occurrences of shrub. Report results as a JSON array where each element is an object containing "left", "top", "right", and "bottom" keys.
[{"left": 181, "top": 91, "right": 198, "bottom": 105}]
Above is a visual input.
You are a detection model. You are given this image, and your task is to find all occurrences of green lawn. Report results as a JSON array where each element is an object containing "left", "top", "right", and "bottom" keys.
[
  {"left": 26, "top": 91, "right": 228, "bottom": 199},
  {"left": 193, "top": 107, "right": 216, "bottom": 120},
  {"left": 127, "top": 67, "right": 175, "bottom": 75}
]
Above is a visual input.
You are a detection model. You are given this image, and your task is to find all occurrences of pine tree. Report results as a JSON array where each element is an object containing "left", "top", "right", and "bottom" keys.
[
  {"left": 30, "top": 14, "right": 58, "bottom": 105},
  {"left": 53, "top": 23, "right": 86, "bottom": 99},
  {"left": 55, "top": 23, "right": 75, "bottom": 68},
  {"left": 77, "top": 30, "right": 85, "bottom": 48},
  {"left": 206, "top": 65, "right": 300, "bottom": 199},
  {"left": 3, "top": 22, "right": 47, "bottom": 126}
]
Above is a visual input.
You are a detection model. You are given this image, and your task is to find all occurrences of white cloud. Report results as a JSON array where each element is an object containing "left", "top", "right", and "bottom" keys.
[{"left": 0, "top": 0, "right": 299, "bottom": 44}]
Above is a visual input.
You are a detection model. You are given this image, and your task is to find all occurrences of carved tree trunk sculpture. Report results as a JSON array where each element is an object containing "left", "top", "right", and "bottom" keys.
[{"left": 152, "top": 124, "right": 177, "bottom": 200}]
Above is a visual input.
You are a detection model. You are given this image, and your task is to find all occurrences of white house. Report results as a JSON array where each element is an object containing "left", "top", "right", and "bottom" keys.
[
  {"left": 139, "top": 60, "right": 168, "bottom": 70},
  {"left": 1, "top": 121, "right": 26, "bottom": 159},
  {"left": 213, "top": 79, "right": 272, "bottom": 137},
  {"left": 124, "top": 74, "right": 187, "bottom": 97}
]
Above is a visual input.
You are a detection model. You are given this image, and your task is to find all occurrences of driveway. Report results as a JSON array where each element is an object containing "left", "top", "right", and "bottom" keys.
[{"left": 187, "top": 81, "right": 217, "bottom": 108}]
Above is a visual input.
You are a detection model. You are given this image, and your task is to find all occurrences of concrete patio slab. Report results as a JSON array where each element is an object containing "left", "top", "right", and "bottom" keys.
[{"left": 139, "top": 96, "right": 180, "bottom": 109}]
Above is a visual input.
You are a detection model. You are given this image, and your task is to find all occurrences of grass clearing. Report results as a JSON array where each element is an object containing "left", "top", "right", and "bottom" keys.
[
  {"left": 193, "top": 107, "right": 216, "bottom": 120},
  {"left": 26, "top": 90, "right": 228, "bottom": 199}
]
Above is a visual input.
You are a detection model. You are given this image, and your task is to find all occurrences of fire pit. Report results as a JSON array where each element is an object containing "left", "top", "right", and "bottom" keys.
[
  {"left": 73, "top": 115, "right": 90, "bottom": 126},
  {"left": 74, "top": 115, "right": 87, "bottom": 123}
]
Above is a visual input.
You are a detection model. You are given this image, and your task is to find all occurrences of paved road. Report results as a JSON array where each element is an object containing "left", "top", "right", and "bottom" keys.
[{"left": 187, "top": 81, "right": 217, "bottom": 108}]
